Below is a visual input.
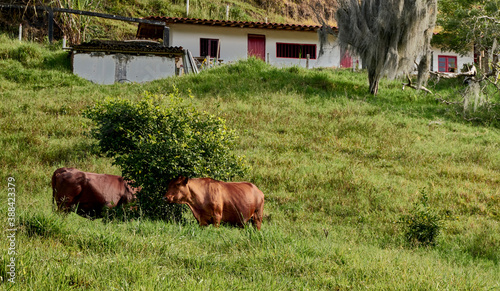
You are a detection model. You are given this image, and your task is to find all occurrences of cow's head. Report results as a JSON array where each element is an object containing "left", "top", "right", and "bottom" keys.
[
  {"left": 124, "top": 180, "right": 141, "bottom": 203},
  {"left": 164, "top": 176, "right": 189, "bottom": 203},
  {"left": 53, "top": 169, "right": 88, "bottom": 213}
]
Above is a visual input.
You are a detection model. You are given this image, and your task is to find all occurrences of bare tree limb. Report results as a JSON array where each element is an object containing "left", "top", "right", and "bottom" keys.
[
  {"left": 429, "top": 65, "right": 477, "bottom": 79},
  {"left": 402, "top": 74, "right": 433, "bottom": 94}
]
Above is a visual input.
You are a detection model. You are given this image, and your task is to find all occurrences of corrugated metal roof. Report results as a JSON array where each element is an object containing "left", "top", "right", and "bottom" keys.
[
  {"left": 144, "top": 16, "right": 330, "bottom": 32},
  {"left": 72, "top": 40, "right": 184, "bottom": 55}
]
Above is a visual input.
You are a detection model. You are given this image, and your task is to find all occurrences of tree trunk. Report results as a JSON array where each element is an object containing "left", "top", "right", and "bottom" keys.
[
  {"left": 417, "top": 51, "right": 431, "bottom": 89},
  {"left": 482, "top": 50, "right": 489, "bottom": 73},
  {"left": 368, "top": 69, "right": 379, "bottom": 95}
]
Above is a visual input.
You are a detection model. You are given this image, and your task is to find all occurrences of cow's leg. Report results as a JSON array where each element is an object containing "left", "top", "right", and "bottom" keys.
[
  {"left": 252, "top": 204, "right": 264, "bottom": 230},
  {"left": 212, "top": 206, "right": 223, "bottom": 228},
  {"left": 198, "top": 219, "right": 210, "bottom": 227},
  {"left": 197, "top": 212, "right": 214, "bottom": 227}
]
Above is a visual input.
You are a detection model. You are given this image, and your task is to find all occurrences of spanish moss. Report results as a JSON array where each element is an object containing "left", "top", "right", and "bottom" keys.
[{"left": 335, "top": 0, "right": 437, "bottom": 95}]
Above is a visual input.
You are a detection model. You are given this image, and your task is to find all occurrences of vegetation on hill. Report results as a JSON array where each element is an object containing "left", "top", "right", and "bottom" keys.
[
  {"left": 0, "top": 34, "right": 499, "bottom": 289},
  {"left": 1, "top": 0, "right": 337, "bottom": 43}
]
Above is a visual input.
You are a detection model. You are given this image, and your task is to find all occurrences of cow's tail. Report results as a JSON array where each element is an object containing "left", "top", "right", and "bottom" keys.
[
  {"left": 51, "top": 168, "right": 65, "bottom": 212},
  {"left": 51, "top": 171, "right": 58, "bottom": 211}
]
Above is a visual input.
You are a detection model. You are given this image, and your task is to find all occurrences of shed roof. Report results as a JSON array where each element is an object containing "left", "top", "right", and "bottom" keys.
[{"left": 72, "top": 40, "right": 184, "bottom": 55}]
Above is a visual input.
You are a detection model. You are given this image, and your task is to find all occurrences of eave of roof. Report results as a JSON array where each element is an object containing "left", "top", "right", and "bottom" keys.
[{"left": 144, "top": 16, "right": 336, "bottom": 32}]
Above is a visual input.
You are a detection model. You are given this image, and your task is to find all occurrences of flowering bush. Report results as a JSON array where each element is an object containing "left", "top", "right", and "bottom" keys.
[{"left": 84, "top": 89, "right": 248, "bottom": 220}]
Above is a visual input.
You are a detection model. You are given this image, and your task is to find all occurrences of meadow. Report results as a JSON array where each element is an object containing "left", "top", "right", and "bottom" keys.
[{"left": 0, "top": 34, "right": 499, "bottom": 289}]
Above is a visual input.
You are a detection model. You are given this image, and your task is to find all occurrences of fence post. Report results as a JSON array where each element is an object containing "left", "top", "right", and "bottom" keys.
[
  {"left": 306, "top": 54, "right": 310, "bottom": 69},
  {"left": 48, "top": 8, "right": 54, "bottom": 43},
  {"left": 18, "top": 23, "right": 22, "bottom": 41}
]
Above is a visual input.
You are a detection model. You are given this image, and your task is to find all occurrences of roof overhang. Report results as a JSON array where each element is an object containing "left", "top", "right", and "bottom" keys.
[{"left": 137, "top": 16, "right": 337, "bottom": 39}]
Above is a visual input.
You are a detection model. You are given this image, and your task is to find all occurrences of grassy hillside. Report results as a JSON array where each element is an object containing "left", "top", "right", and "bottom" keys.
[{"left": 1, "top": 34, "right": 499, "bottom": 289}]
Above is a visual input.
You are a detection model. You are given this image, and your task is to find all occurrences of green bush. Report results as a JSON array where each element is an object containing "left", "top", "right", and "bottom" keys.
[
  {"left": 0, "top": 43, "right": 43, "bottom": 67},
  {"left": 84, "top": 89, "right": 248, "bottom": 220},
  {"left": 400, "top": 189, "right": 441, "bottom": 247}
]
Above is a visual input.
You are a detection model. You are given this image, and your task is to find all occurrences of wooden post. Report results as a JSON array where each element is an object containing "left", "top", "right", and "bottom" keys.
[
  {"left": 267, "top": 52, "right": 270, "bottom": 64},
  {"left": 63, "top": 36, "right": 67, "bottom": 48},
  {"left": 306, "top": 54, "right": 310, "bottom": 69},
  {"left": 216, "top": 40, "right": 220, "bottom": 64},
  {"left": 226, "top": 5, "right": 229, "bottom": 20},
  {"left": 18, "top": 23, "right": 22, "bottom": 41},
  {"left": 163, "top": 26, "right": 170, "bottom": 47},
  {"left": 187, "top": 50, "right": 199, "bottom": 73},
  {"left": 182, "top": 50, "right": 190, "bottom": 74},
  {"left": 186, "top": 0, "right": 189, "bottom": 17},
  {"left": 48, "top": 8, "right": 54, "bottom": 43},
  {"left": 478, "top": 52, "right": 482, "bottom": 71}
]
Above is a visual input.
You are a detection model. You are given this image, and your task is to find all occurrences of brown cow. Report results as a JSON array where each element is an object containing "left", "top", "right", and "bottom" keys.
[
  {"left": 51, "top": 167, "right": 139, "bottom": 218},
  {"left": 164, "top": 177, "right": 264, "bottom": 230}
]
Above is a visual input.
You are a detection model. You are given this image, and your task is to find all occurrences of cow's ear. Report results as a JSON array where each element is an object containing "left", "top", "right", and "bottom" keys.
[{"left": 182, "top": 176, "right": 189, "bottom": 185}]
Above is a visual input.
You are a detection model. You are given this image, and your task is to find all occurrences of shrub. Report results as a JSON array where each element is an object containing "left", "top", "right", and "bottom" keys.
[
  {"left": 400, "top": 189, "right": 441, "bottom": 247},
  {"left": 84, "top": 89, "right": 248, "bottom": 220}
]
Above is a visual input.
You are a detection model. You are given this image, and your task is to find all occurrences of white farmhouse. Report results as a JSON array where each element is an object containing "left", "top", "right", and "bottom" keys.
[
  {"left": 137, "top": 17, "right": 355, "bottom": 69},
  {"left": 430, "top": 46, "right": 474, "bottom": 73},
  {"left": 138, "top": 17, "right": 474, "bottom": 73}
]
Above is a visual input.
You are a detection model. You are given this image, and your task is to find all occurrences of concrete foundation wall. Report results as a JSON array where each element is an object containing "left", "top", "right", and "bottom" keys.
[{"left": 73, "top": 52, "right": 177, "bottom": 84}]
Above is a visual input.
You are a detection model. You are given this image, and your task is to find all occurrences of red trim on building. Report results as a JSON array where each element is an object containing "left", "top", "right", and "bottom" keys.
[
  {"left": 438, "top": 55, "right": 457, "bottom": 72},
  {"left": 276, "top": 43, "right": 316, "bottom": 59}
]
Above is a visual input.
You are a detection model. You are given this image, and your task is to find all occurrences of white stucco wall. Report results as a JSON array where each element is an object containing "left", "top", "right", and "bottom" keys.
[
  {"left": 126, "top": 55, "right": 177, "bottom": 83},
  {"left": 431, "top": 47, "right": 474, "bottom": 72},
  {"left": 168, "top": 24, "right": 342, "bottom": 68},
  {"left": 73, "top": 53, "right": 116, "bottom": 84},
  {"left": 72, "top": 53, "right": 177, "bottom": 84}
]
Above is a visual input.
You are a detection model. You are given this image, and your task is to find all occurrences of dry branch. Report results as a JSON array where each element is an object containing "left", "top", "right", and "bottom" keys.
[
  {"left": 429, "top": 65, "right": 477, "bottom": 79},
  {"left": 402, "top": 74, "right": 433, "bottom": 94}
]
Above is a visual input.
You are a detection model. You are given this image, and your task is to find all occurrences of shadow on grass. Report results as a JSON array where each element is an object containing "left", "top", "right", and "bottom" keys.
[{"left": 41, "top": 140, "right": 100, "bottom": 166}]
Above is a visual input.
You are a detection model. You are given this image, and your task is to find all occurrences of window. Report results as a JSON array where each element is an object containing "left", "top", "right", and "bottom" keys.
[
  {"left": 276, "top": 43, "right": 316, "bottom": 59},
  {"left": 438, "top": 55, "right": 457, "bottom": 72},
  {"left": 200, "top": 38, "right": 220, "bottom": 58}
]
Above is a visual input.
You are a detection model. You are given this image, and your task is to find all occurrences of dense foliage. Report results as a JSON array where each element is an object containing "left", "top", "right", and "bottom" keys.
[
  {"left": 434, "top": 0, "right": 500, "bottom": 55},
  {"left": 84, "top": 90, "right": 248, "bottom": 219}
]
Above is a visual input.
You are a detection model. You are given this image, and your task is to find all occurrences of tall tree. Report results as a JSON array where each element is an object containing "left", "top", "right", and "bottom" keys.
[
  {"left": 434, "top": 0, "right": 500, "bottom": 70},
  {"left": 335, "top": 0, "right": 437, "bottom": 95}
]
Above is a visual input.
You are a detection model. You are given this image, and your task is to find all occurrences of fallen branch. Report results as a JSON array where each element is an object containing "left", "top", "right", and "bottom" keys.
[
  {"left": 402, "top": 74, "right": 433, "bottom": 94},
  {"left": 435, "top": 97, "right": 462, "bottom": 105},
  {"left": 429, "top": 65, "right": 477, "bottom": 79}
]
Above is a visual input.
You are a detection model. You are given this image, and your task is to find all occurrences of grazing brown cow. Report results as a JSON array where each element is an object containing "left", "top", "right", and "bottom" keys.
[
  {"left": 51, "top": 167, "right": 139, "bottom": 218},
  {"left": 164, "top": 177, "right": 264, "bottom": 230}
]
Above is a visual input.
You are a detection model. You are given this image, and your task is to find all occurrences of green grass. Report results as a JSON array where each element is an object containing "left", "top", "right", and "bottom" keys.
[{"left": 1, "top": 34, "right": 500, "bottom": 289}]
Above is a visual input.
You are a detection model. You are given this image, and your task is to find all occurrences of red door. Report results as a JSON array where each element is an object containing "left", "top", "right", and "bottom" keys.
[
  {"left": 248, "top": 35, "right": 266, "bottom": 61},
  {"left": 340, "top": 48, "right": 352, "bottom": 68}
]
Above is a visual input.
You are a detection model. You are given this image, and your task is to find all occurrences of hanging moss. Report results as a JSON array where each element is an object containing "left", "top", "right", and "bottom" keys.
[{"left": 335, "top": 0, "right": 438, "bottom": 95}]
